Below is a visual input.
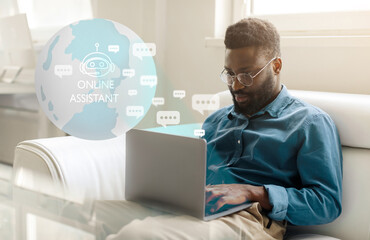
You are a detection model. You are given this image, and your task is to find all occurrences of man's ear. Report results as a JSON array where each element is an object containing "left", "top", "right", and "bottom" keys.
[{"left": 273, "top": 57, "right": 282, "bottom": 74}]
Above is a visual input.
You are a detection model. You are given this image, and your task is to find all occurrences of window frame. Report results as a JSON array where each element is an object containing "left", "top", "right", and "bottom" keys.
[
  {"left": 213, "top": 0, "right": 370, "bottom": 38},
  {"left": 251, "top": 11, "right": 370, "bottom": 36},
  {"left": 207, "top": 0, "right": 370, "bottom": 48}
]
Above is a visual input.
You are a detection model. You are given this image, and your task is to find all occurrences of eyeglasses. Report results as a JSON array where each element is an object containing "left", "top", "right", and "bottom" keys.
[{"left": 220, "top": 57, "right": 277, "bottom": 87}]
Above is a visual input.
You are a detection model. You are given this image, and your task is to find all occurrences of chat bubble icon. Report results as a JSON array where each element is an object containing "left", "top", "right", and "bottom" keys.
[
  {"left": 126, "top": 106, "right": 144, "bottom": 119},
  {"left": 54, "top": 65, "right": 72, "bottom": 78},
  {"left": 194, "top": 129, "right": 205, "bottom": 138},
  {"left": 192, "top": 94, "right": 220, "bottom": 115},
  {"left": 128, "top": 89, "right": 138, "bottom": 96},
  {"left": 173, "top": 90, "right": 186, "bottom": 99},
  {"left": 133, "top": 43, "right": 156, "bottom": 60},
  {"left": 140, "top": 75, "right": 157, "bottom": 88},
  {"left": 108, "top": 45, "right": 120, "bottom": 53},
  {"left": 122, "top": 69, "right": 135, "bottom": 78},
  {"left": 156, "top": 111, "right": 180, "bottom": 128},
  {"left": 152, "top": 97, "right": 165, "bottom": 107}
]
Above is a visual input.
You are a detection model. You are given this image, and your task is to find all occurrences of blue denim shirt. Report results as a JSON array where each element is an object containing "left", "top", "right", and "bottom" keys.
[{"left": 202, "top": 85, "right": 342, "bottom": 225}]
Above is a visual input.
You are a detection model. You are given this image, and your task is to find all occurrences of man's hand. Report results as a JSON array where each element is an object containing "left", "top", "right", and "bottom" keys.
[{"left": 205, "top": 184, "right": 272, "bottom": 213}]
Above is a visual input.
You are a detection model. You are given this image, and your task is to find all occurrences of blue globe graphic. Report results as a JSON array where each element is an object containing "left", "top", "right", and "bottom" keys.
[{"left": 35, "top": 19, "right": 157, "bottom": 140}]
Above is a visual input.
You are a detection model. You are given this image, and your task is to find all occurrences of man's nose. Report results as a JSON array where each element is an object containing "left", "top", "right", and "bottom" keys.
[{"left": 231, "top": 78, "right": 245, "bottom": 91}]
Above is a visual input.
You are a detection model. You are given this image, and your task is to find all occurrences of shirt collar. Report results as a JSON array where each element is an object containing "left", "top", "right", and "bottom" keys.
[{"left": 227, "top": 85, "right": 292, "bottom": 120}]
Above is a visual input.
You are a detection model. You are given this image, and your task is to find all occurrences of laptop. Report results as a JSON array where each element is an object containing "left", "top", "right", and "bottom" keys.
[{"left": 125, "top": 129, "right": 252, "bottom": 221}]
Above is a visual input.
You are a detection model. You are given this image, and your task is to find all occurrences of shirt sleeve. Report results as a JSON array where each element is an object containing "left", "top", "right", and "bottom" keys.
[{"left": 264, "top": 113, "right": 343, "bottom": 225}]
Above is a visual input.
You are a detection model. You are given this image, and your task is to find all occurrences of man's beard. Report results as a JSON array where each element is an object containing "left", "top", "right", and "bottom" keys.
[{"left": 229, "top": 70, "right": 276, "bottom": 116}]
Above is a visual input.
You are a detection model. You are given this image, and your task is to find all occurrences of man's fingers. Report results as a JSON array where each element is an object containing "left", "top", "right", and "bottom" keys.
[
  {"left": 212, "top": 197, "right": 227, "bottom": 213},
  {"left": 206, "top": 184, "right": 225, "bottom": 191},
  {"left": 205, "top": 185, "right": 231, "bottom": 204},
  {"left": 206, "top": 191, "right": 222, "bottom": 204}
]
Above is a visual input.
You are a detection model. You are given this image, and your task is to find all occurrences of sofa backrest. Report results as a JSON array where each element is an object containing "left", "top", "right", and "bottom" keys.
[{"left": 213, "top": 89, "right": 370, "bottom": 240}]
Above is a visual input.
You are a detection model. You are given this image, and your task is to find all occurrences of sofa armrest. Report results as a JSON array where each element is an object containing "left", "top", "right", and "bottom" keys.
[{"left": 13, "top": 135, "right": 125, "bottom": 202}]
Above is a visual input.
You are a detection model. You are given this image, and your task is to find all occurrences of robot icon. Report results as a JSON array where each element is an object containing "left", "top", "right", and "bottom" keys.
[{"left": 80, "top": 43, "right": 115, "bottom": 77}]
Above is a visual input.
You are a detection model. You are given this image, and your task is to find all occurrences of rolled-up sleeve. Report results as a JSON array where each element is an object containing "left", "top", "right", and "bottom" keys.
[{"left": 264, "top": 113, "right": 343, "bottom": 225}]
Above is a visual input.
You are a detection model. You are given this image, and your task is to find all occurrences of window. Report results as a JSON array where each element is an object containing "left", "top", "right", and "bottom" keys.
[
  {"left": 0, "top": 0, "right": 19, "bottom": 17},
  {"left": 16, "top": 0, "right": 93, "bottom": 44},
  {"left": 251, "top": 0, "right": 370, "bottom": 15},
  {"left": 212, "top": 0, "right": 370, "bottom": 38},
  {"left": 17, "top": 0, "right": 93, "bottom": 29},
  {"left": 245, "top": 0, "right": 370, "bottom": 36}
]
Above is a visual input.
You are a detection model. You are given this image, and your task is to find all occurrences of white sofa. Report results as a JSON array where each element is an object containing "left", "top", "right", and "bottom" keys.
[{"left": 12, "top": 90, "right": 370, "bottom": 240}]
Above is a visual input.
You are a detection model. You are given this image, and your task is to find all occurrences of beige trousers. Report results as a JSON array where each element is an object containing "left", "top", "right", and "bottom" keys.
[{"left": 95, "top": 201, "right": 286, "bottom": 240}]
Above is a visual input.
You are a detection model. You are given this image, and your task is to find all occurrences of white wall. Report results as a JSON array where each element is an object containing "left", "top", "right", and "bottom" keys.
[
  {"left": 94, "top": 0, "right": 370, "bottom": 127},
  {"left": 280, "top": 37, "right": 370, "bottom": 94},
  {"left": 95, "top": 0, "right": 225, "bottom": 126}
]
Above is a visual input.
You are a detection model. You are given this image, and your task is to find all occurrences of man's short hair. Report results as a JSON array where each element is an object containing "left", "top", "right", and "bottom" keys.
[{"left": 224, "top": 18, "right": 281, "bottom": 59}]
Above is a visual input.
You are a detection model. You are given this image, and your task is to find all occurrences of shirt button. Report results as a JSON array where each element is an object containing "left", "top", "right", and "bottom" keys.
[{"left": 237, "top": 140, "right": 240, "bottom": 144}]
